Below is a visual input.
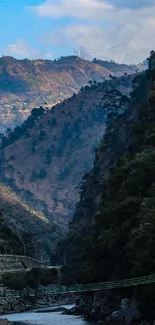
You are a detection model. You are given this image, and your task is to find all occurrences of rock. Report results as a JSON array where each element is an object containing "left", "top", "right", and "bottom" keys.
[
  {"left": 62, "top": 304, "right": 85, "bottom": 316},
  {"left": 35, "top": 307, "right": 66, "bottom": 313},
  {"left": 106, "top": 310, "right": 124, "bottom": 325},
  {"left": 105, "top": 298, "right": 141, "bottom": 325},
  {"left": 121, "top": 298, "right": 141, "bottom": 325},
  {"left": 0, "top": 319, "right": 12, "bottom": 325}
]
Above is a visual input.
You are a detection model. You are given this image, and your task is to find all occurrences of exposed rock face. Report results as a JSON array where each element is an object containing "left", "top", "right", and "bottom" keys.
[{"left": 64, "top": 291, "right": 141, "bottom": 325}]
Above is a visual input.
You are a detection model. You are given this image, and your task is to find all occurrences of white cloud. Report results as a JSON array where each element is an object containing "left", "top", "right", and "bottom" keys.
[
  {"left": 4, "top": 40, "right": 55, "bottom": 61},
  {"left": 32, "top": 0, "right": 113, "bottom": 20},
  {"left": 31, "top": 0, "right": 155, "bottom": 64},
  {"left": 43, "top": 52, "right": 54, "bottom": 59},
  {"left": 6, "top": 39, "right": 39, "bottom": 59}
]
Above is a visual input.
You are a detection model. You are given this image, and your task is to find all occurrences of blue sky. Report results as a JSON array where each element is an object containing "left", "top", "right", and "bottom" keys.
[{"left": 1, "top": 0, "right": 155, "bottom": 63}]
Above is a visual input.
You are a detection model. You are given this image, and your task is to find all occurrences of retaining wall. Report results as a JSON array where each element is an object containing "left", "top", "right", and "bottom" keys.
[{"left": 0, "top": 255, "right": 49, "bottom": 272}]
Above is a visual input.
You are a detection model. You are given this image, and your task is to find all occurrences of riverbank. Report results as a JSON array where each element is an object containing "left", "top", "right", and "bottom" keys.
[
  {"left": 0, "top": 306, "right": 92, "bottom": 325},
  {"left": 0, "top": 292, "right": 79, "bottom": 315}
]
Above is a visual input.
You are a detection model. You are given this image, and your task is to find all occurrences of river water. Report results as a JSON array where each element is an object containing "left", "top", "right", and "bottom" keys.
[{"left": 0, "top": 305, "right": 95, "bottom": 325}]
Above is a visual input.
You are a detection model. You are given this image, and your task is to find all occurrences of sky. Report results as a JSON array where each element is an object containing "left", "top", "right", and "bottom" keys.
[{"left": 1, "top": 0, "right": 155, "bottom": 64}]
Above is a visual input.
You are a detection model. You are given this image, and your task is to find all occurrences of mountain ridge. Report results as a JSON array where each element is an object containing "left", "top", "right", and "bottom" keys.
[
  {"left": 0, "top": 55, "right": 144, "bottom": 133},
  {"left": 0, "top": 55, "right": 111, "bottom": 133}
]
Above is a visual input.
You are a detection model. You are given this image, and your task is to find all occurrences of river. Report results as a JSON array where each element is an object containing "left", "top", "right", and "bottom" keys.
[{"left": 0, "top": 305, "right": 95, "bottom": 325}]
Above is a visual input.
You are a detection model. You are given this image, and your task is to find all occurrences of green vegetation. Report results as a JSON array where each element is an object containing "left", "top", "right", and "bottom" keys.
[
  {"left": 0, "top": 210, "right": 23, "bottom": 255},
  {"left": 45, "top": 149, "right": 52, "bottom": 165},
  {"left": 30, "top": 169, "right": 47, "bottom": 182},
  {"left": 55, "top": 52, "right": 155, "bottom": 318},
  {"left": 0, "top": 106, "right": 46, "bottom": 149},
  {"left": 1, "top": 267, "right": 59, "bottom": 290}
]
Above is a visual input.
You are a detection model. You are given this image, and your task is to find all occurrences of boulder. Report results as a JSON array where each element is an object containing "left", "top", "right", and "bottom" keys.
[
  {"left": 106, "top": 310, "right": 124, "bottom": 325},
  {"left": 121, "top": 298, "right": 141, "bottom": 325}
]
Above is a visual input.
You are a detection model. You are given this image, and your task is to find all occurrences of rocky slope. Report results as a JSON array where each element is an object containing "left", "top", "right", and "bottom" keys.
[
  {"left": 0, "top": 55, "right": 113, "bottom": 133},
  {"left": 0, "top": 74, "right": 134, "bottom": 233}
]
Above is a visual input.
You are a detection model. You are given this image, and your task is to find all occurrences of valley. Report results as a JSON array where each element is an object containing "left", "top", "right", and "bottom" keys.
[
  {"left": 0, "top": 51, "right": 155, "bottom": 323},
  {"left": 0, "top": 73, "right": 133, "bottom": 253}
]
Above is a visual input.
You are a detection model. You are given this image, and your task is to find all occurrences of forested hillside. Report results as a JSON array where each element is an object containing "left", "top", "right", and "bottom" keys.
[
  {"left": 93, "top": 58, "right": 146, "bottom": 76},
  {"left": 0, "top": 74, "right": 133, "bottom": 233},
  {"left": 0, "top": 184, "right": 63, "bottom": 258},
  {"left": 55, "top": 52, "right": 155, "bottom": 289}
]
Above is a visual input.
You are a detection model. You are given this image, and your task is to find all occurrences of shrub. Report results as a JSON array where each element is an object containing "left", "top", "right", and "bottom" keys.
[
  {"left": 25, "top": 268, "right": 40, "bottom": 289},
  {"left": 52, "top": 118, "right": 57, "bottom": 126},
  {"left": 45, "top": 149, "right": 52, "bottom": 165},
  {"left": 9, "top": 155, "right": 15, "bottom": 161},
  {"left": 39, "top": 169, "right": 47, "bottom": 179},
  {"left": 2, "top": 274, "right": 26, "bottom": 290},
  {"left": 39, "top": 130, "right": 46, "bottom": 141},
  {"left": 30, "top": 171, "right": 38, "bottom": 182}
]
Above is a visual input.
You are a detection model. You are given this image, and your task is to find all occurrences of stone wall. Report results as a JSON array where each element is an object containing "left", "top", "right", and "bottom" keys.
[{"left": 0, "top": 254, "right": 49, "bottom": 272}]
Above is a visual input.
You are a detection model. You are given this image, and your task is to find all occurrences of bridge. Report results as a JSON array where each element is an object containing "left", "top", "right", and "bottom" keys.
[
  {"left": 38, "top": 273, "right": 155, "bottom": 294},
  {"left": 1, "top": 273, "right": 155, "bottom": 302},
  {"left": 0, "top": 270, "right": 155, "bottom": 307},
  {"left": 0, "top": 255, "right": 155, "bottom": 295}
]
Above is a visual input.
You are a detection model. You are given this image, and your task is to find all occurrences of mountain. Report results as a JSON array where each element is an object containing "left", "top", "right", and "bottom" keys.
[
  {"left": 92, "top": 58, "right": 146, "bottom": 76},
  {"left": 0, "top": 55, "right": 113, "bottom": 133},
  {"left": 51, "top": 51, "right": 155, "bottom": 322},
  {"left": 0, "top": 55, "right": 144, "bottom": 134},
  {"left": 0, "top": 74, "right": 134, "bottom": 237},
  {"left": 55, "top": 52, "right": 155, "bottom": 286}
]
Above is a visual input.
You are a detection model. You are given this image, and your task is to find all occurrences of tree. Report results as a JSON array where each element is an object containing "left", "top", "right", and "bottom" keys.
[{"left": 31, "top": 107, "right": 45, "bottom": 120}]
